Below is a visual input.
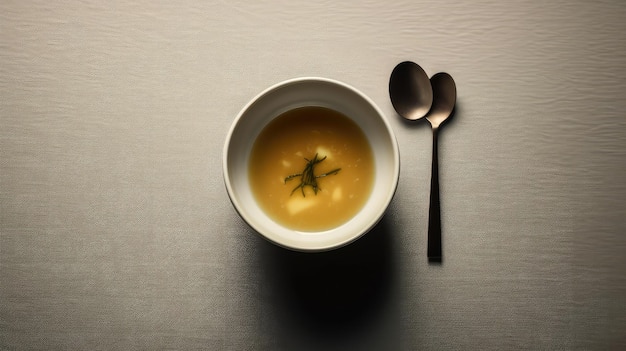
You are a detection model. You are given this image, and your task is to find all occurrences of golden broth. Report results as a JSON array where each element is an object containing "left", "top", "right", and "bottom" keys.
[{"left": 249, "top": 106, "right": 374, "bottom": 232}]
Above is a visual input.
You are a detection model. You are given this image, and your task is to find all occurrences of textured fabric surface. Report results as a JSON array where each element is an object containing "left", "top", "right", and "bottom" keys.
[{"left": 1, "top": 0, "right": 625, "bottom": 349}]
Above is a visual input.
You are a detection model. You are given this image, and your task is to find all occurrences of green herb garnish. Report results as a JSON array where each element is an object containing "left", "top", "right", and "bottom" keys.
[{"left": 284, "top": 153, "right": 341, "bottom": 197}]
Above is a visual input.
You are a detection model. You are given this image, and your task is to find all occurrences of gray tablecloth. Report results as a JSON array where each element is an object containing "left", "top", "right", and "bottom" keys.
[{"left": 2, "top": 1, "right": 625, "bottom": 349}]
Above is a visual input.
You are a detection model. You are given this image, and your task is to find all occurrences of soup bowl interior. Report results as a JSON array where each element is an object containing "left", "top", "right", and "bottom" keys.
[{"left": 223, "top": 77, "right": 399, "bottom": 251}]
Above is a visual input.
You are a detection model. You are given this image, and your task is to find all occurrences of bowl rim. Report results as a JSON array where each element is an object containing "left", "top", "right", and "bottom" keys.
[{"left": 222, "top": 76, "right": 400, "bottom": 251}]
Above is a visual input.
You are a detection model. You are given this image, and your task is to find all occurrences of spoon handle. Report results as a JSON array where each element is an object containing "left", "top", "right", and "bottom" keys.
[{"left": 428, "top": 127, "right": 442, "bottom": 260}]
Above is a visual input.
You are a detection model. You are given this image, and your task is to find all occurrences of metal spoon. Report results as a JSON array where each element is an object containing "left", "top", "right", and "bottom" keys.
[
  {"left": 389, "top": 62, "right": 456, "bottom": 260},
  {"left": 424, "top": 72, "right": 456, "bottom": 260},
  {"left": 389, "top": 61, "right": 433, "bottom": 120}
]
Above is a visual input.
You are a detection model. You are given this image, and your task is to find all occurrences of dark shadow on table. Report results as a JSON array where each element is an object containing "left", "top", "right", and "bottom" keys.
[{"left": 258, "top": 215, "right": 398, "bottom": 347}]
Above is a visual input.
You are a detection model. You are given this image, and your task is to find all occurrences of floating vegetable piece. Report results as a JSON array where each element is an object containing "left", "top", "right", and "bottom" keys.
[{"left": 284, "top": 153, "right": 341, "bottom": 197}]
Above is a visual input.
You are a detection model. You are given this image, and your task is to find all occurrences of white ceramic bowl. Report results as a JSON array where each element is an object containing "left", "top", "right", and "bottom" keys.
[{"left": 223, "top": 77, "right": 399, "bottom": 251}]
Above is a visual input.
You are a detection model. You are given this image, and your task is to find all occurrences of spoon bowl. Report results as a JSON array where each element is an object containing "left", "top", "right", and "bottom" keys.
[
  {"left": 389, "top": 61, "right": 433, "bottom": 120},
  {"left": 426, "top": 73, "right": 457, "bottom": 128}
]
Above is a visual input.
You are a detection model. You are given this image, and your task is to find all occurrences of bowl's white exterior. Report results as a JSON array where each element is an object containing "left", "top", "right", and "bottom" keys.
[{"left": 223, "top": 77, "right": 399, "bottom": 251}]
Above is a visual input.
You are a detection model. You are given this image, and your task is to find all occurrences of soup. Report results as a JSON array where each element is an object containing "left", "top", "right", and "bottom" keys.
[{"left": 249, "top": 106, "right": 374, "bottom": 232}]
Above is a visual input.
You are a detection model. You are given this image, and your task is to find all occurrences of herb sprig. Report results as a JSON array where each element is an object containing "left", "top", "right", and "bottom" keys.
[{"left": 284, "top": 153, "right": 341, "bottom": 197}]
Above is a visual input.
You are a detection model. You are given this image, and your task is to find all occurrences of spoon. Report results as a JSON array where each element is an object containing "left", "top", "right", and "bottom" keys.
[
  {"left": 424, "top": 72, "right": 456, "bottom": 260},
  {"left": 389, "top": 61, "right": 433, "bottom": 120},
  {"left": 389, "top": 62, "right": 456, "bottom": 260}
]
